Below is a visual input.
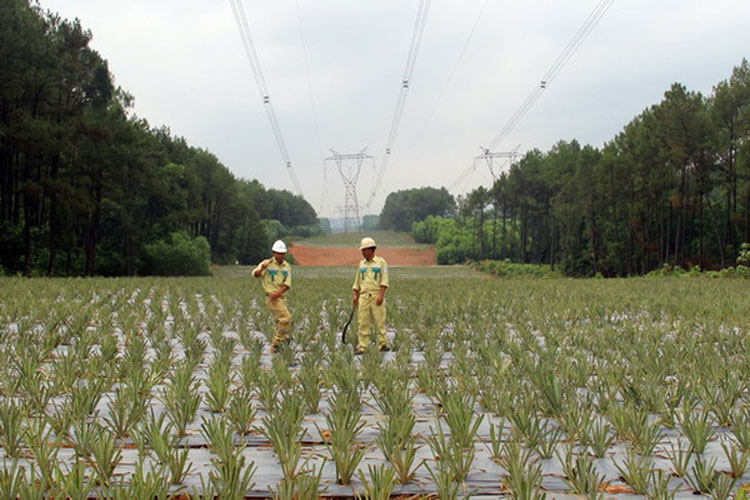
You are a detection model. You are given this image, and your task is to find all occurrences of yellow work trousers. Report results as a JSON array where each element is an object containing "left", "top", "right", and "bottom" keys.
[
  {"left": 357, "top": 292, "right": 386, "bottom": 351},
  {"left": 266, "top": 296, "right": 291, "bottom": 345}
]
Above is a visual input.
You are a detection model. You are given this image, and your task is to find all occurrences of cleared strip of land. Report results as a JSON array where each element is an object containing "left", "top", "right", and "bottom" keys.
[
  {"left": 289, "top": 245, "right": 436, "bottom": 266},
  {"left": 292, "top": 230, "right": 428, "bottom": 248},
  {"left": 289, "top": 230, "right": 436, "bottom": 266}
]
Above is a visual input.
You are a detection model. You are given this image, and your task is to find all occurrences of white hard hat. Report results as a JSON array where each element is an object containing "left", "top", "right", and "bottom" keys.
[
  {"left": 271, "top": 240, "right": 287, "bottom": 253},
  {"left": 359, "top": 237, "right": 376, "bottom": 250}
]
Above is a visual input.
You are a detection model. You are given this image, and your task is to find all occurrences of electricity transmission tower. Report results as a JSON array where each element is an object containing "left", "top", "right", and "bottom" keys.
[
  {"left": 325, "top": 148, "right": 374, "bottom": 233},
  {"left": 474, "top": 147, "right": 519, "bottom": 181}
]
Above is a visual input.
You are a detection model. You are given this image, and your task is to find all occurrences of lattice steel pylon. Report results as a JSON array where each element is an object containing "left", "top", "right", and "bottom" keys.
[
  {"left": 474, "top": 146, "right": 519, "bottom": 181},
  {"left": 325, "top": 148, "right": 373, "bottom": 233}
]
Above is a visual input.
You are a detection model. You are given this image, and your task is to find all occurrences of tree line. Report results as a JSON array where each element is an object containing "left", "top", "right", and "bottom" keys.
[
  {"left": 393, "top": 61, "right": 750, "bottom": 276},
  {"left": 379, "top": 187, "right": 455, "bottom": 232},
  {"left": 0, "top": 1, "right": 317, "bottom": 276}
]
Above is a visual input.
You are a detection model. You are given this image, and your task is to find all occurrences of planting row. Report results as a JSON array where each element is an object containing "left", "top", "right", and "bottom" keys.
[{"left": 0, "top": 268, "right": 748, "bottom": 498}]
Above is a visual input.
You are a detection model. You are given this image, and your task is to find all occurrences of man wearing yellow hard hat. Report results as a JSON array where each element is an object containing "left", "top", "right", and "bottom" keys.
[
  {"left": 352, "top": 236, "right": 389, "bottom": 353},
  {"left": 253, "top": 239, "right": 292, "bottom": 353}
]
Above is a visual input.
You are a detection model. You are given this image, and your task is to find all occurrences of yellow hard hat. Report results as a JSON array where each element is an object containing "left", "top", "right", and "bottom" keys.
[{"left": 359, "top": 237, "right": 376, "bottom": 250}]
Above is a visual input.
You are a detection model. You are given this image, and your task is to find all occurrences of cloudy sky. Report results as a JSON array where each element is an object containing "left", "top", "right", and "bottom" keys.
[{"left": 40, "top": 0, "right": 750, "bottom": 218}]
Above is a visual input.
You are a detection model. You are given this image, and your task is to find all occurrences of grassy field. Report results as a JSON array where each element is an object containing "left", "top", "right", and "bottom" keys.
[
  {"left": 0, "top": 267, "right": 749, "bottom": 498},
  {"left": 214, "top": 265, "right": 479, "bottom": 280},
  {"left": 291, "top": 230, "right": 429, "bottom": 249}
]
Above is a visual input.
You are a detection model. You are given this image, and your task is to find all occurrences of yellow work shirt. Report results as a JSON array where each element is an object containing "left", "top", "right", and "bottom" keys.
[
  {"left": 352, "top": 255, "right": 389, "bottom": 294},
  {"left": 253, "top": 258, "right": 292, "bottom": 295}
]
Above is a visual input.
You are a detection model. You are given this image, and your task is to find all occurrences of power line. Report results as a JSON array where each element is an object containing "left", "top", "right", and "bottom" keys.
[
  {"left": 449, "top": 160, "right": 494, "bottom": 195},
  {"left": 294, "top": 0, "right": 328, "bottom": 215},
  {"left": 487, "top": 0, "right": 616, "bottom": 151},
  {"left": 410, "top": 0, "right": 490, "bottom": 149},
  {"left": 229, "top": 0, "right": 305, "bottom": 199},
  {"left": 475, "top": 146, "right": 520, "bottom": 181},
  {"left": 364, "top": 0, "right": 432, "bottom": 210},
  {"left": 326, "top": 148, "right": 374, "bottom": 232},
  {"left": 449, "top": 0, "right": 616, "bottom": 193}
]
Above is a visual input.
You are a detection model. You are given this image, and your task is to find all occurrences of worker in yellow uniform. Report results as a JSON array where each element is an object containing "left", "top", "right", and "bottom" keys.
[
  {"left": 352, "top": 237, "right": 389, "bottom": 354},
  {"left": 253, "top": 240, "right": 292, "bottom": 352}
]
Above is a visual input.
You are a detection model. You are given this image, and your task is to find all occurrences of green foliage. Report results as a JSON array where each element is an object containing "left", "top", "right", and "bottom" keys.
[
  {"left": 737, "top": 242, "right": 750, "bottom": 266},
  {"left": 411, "top": 215, "right": 445, "bottom": 244},
  {"left": 0, "top": 2, "right": 315, "bottom": 276},
  {"left": 405, "top": 60, "right": 750, "bottom": 277},
  {"left": 1, "top": 267, "right": 750, "bottom": 496},
  {"left": 362, "top": 214, "right": 380, "bottom": 230},
  {"left": 318, "top": 217, "right": 332, "bottom": 233},
  {"left": 356, "top": 464, "right": 396, "bottom": 500},
  {"left": 0, "top": 223, "right": 24, "bottom": 275},
  {"left": 290, "top": 224, "right": 323, "bottom": 238},
  {"left": 646, "top": 263, "right": 688, "bottom": 277},
  {"left": 296, "top": 230, "right": 427, "bottom": 248},
  {"left": 380, "top": 187, "right": 455, "bottom": 231},
  {"left": 262, "top": 188, "right": 318, "bottom": 226},
  {"left": 470, "top": 259, "right": 561, "bottom": 278},
  {"left": 0, "top": 400, "right": 25, "bottom": 458},
  {"left": 263, "top": 219, "right": 323, "bottom": 245},
  {"left": 646, "top": 261, "right": 750, "bottom": 279},
  {"left": 413, "top": 216, "right": 471, "bottom": 263},
  {"left": 262, "top": 219, "right": 288, "bottom": 243},
  {"left": 412, "top": 215, "right": 521, "bottom": 264},
  {"left": 141, "top": 232, "right": 211, "bottom": 276}
]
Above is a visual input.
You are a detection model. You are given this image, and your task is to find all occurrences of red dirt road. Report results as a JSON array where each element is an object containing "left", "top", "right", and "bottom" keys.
[{"left": 289, "top": 245, "right": 436, "bottom": 266}]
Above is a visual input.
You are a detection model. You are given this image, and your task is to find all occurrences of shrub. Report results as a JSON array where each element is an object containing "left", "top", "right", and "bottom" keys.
[
  {"left": 289, "top": 224, "right": 323, "bottom": 238},
  {"left": 141, "top": 232, "right": 211, "bottom": 276},
  {"left": 646, "top": 263, "right": 687, "bottom": 277},
  {"left": 738, "top": 242, "right": 750, "bottom": 267},
  {"left": 470, "top": 259, "right": 561, "bottom": 278},
  {"left": 263, "top": 219, "right": 322, "bottom": 242},
  {"left": 262, "top": 219, "right": 288, "bottom": 243}
]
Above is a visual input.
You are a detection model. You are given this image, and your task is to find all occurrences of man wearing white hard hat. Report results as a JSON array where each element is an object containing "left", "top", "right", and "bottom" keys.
[
  {"left": 352, "top": 236, "right": 390, "bottom": 353},
  {"left": 253, "top": 239, "right": 292, "bottom": 352}
]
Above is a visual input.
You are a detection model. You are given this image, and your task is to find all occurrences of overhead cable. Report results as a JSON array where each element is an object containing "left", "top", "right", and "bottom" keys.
[
  {"left": 449, "top": 0, "right": 616, "bottom": 193},
  {"left": 364, "top": 0, "right": 432, "bottom": 209},
  {"left": 229, "top": 0, "right": 305, "bottom": 198},
  {"left": 486, "top": 0, "right": 616, "bottom": 151},
  {"left": 411, "top": 0, "right": 490, "bottom": 148},
  {"left": 294, "top": 0, "right": 328, "bottom": 215}
]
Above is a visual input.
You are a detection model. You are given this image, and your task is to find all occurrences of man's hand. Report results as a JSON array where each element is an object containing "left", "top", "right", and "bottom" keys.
[
  {"left": 270, "top": 285, "right": 288, "bottom": 302},
  {"left": 376, "top": 286, "right": 386, "bottom": 306},
  {"left": 353, "top": 290, "right": 360, "bottom": 305},
  {"left": 254, "top": 259, "right": 271, "bottom": 278}
]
